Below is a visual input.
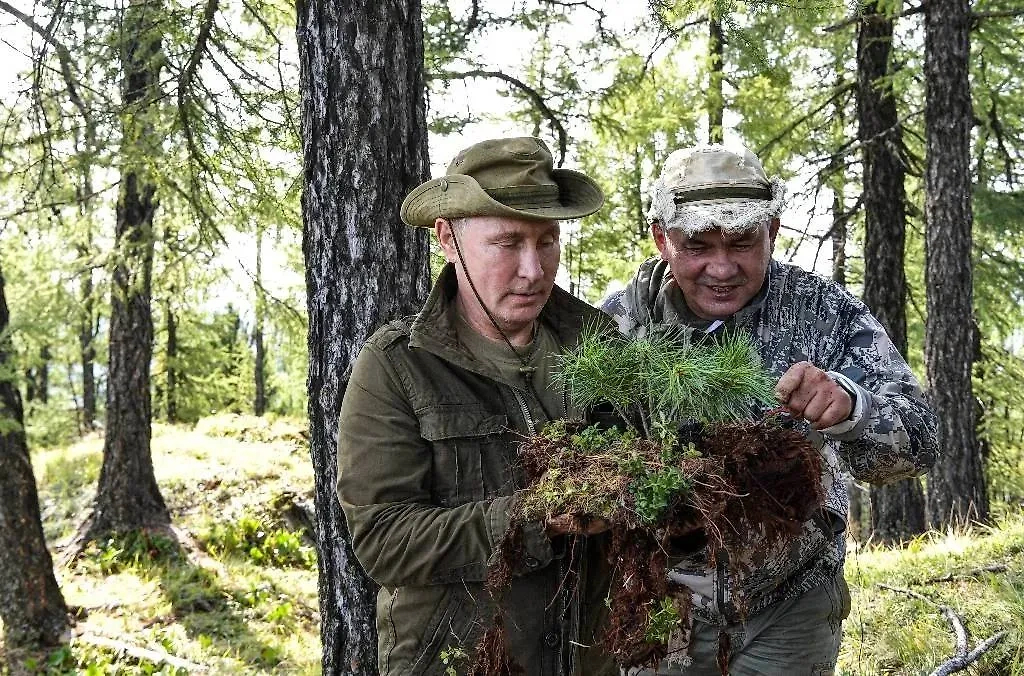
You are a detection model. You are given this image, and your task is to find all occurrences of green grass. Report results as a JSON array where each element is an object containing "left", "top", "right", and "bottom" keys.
[
  {"left": 3, "top": 415, "right": 319, "bottom": 675},
  {"left": 841, "top": 514, "right": 1024, "bottom": 675},
  {"left": 8, "top": 413, "right": 1024, "bottom": 674}
]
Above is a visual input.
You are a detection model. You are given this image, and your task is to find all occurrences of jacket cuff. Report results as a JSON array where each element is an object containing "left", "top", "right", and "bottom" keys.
[
  {"left": 487, "top": 493, "right": 554, "bottom": 572},
  {"left": 821, "top": 371, "right": 872, "bottom": 439}
]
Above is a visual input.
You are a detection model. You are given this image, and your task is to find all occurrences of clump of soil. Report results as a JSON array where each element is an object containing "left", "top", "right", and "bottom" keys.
[
  {"left": 472, "top": 416, "right": 822, "bottom": 673},
  {"left": 470, "top": 328, "right": 824, "bottom": 672}
]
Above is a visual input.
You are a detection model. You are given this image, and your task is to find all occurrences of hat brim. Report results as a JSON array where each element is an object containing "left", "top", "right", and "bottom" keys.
[{"left": 400, "top": 169, "right": 604, "bottom": 227}]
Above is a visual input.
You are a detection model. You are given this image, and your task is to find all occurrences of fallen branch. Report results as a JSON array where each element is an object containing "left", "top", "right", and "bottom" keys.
[
  {"left": 930, "top": 631, "right": 1008, "bottom": 676},
  {"left": 877, "top": 584, "right": 1007, "bottom": 675},
  {"left": 923, "top": 564, "right": 1007, "bottom": 584},
  {"left": 76, "top": 633, "right": 208, "bottom": 672}
]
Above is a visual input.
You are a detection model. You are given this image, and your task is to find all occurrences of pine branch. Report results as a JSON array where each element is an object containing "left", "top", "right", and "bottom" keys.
[
  {"left": 557, "top": 326, "right": 775, "bottom": 434},
  {"left": 177, "top": 0, "right": 220, "bottom": 188},
  {"left": 0, "top": 0, "right": 89, "bottom": 128}
]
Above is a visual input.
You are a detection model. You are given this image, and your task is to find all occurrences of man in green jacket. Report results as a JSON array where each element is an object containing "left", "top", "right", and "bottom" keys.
[{"left": 337, "top": 136, "right": 618, "bottom": 675}]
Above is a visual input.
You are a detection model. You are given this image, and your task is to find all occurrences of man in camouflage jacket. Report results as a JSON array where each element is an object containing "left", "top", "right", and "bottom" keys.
[
  {"left": 337, "top": 137, "right": 617, "bottom": 675},
  {"left": 602, "top": 144, "right": 938, "bottom": 676}
]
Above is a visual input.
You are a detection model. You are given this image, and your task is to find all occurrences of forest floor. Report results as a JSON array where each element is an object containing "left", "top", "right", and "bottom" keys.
[{"left": 0, "top": 414, "right": 1022, "bottom": 674}]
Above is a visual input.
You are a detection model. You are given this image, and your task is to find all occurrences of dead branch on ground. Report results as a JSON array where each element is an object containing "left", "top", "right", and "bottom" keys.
[{"left": 877, "top": 583, "right": 1008, "bottom": 676}]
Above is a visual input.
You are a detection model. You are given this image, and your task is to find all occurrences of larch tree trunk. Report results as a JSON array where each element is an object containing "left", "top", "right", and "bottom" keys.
[
  {"left": 858, "top": 3, "right": 927, "bottom": 544},
  {"left": 78, "top": 244, "right": 97, "bottom": 431},
  {"left": 24, "top": 365, "right": 38, "bottom": 403},
  {"left": 86, "top": 0, "right": 170, "bottom": 539},
  {"left": 74, "top": 91, "right": 99, "bottom": 433},
  {"left": 296, "top": 0, "right": 431, "bottom": 672},
  {"left": 165, "top": 299, "right": 177, "bottom": 423},
  {"left": 253, "top": 224, "right": 266, "bottom": 416},
  {"left": 708, "top": 16, "right": 725, "bottom": 144},
  {"left": 827, "top": 97, "right": 865, "bottom": 536},
  {"left": 38, "top": 346, "right": 50, "bottom": 403},
  {"left": 0, "top": 261, "right": 70, "bottom": 647},
  {"left": 830, "top": 189, "right": 847, "bottom": 288},
  {"left": 924, "top": 0, "right": 988, "bottom": 527}
]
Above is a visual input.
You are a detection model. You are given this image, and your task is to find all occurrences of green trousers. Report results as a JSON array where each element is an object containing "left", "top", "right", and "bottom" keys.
[{"left": 628, "top": 572, "right": 852, "bottom": 676}]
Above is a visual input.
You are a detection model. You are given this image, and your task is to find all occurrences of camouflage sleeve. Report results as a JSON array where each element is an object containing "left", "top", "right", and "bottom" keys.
[
  {"left": 822, "top": 309, "right": 938, "bottom": 485},
  {"left": 599, "top": 289, "right": 635, "bottom": 336}
]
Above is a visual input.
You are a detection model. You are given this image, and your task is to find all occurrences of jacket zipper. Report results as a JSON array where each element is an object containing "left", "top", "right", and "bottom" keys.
[{"left": 511, "top": 387, "right": 536, "bottom": 435}]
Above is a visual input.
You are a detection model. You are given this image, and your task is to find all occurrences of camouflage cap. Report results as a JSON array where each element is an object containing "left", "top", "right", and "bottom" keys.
[{"left": 647, "top": 143, "right": 786, "bottom": 235}]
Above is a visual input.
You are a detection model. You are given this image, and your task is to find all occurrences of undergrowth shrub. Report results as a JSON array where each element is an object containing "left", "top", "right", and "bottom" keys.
[
  {"left": 24, "top": 401, "right": 82, "bottom": 448},
  {"left": 200, "top": 515, "right": 314, "bottom": 569},
  {"left": 32, "top": 642, "right": 188, "bottom": 676},
  {"left": 193, "top": 414, "right": 307, "bottom": 445},
  {"left": 78, "top": 531, "right": 182, "bottom": 575}
]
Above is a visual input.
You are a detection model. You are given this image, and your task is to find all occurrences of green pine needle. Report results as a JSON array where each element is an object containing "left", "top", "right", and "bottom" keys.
[{"left": 556, "top": 324, "right": 776, "bottom": 433}]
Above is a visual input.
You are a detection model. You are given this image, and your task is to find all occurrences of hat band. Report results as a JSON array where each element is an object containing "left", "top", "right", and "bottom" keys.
[
  {"left": 674, "top": 186, "right": 772, "bottom": 203},
  {"left": 486, "top": 184, "right": 562, "bottom": 208}
]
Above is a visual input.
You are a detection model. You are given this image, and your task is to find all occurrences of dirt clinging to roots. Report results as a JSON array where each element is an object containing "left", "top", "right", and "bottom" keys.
[{"left": 472, "top": 417, "right": 823, "bottom": 673}]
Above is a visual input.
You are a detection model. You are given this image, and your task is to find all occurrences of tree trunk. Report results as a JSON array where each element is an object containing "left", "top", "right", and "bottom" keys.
[
  {"left": 708, "top": 16, "right": 725, "bottom": 144},
  {"left": 828, "top": 132, "right": 865, "bottom": 536},
  {"left": 296, "top": 0, "right": 431, "bottom": 672},
  {"left": 24, "top": 365, "right": 38, "bottom": 403},
  {"left": 831, "top": 187, "right": 846, "bottom": 288},
  {"left": 38, "top": 346, "right": 50, "bottom": 403},
  {"left": 86, "top": 0, "right": 169, "bottom": 539},
  {"left": 0, "top": 262, "right": 70, "bottom": 647},
  {"left": 858, "top": 2, "right": 927, "bottom": 544},
  {"left": 165, "top": 299, "right": 177, "bottom": 423},
  {"left": 78, "top": 245, "right": 97, "bottom": 431},
  {"left": 253, "top": 225, "right": 266, "bottom": 416},
  {"left": 924, "top": 0, "right": 988, "bottom": 527}
]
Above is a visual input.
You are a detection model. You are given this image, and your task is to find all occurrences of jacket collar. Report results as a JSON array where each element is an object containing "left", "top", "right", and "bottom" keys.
[
  {"left": 408, "top": 263, "right": 607, "bottom": 386},
  {"left": 622, "top": 257, "right": 776, "bottom": 332}
]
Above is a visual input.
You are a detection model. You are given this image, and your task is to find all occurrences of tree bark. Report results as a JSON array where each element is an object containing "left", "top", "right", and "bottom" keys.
[
  {"left": 165, "top": 299, "right": 177, "bottom": 423},
  {"left": 828, "top": 132, "right": 864, "bottom": 535},
  {"left": 253, "top": 225, "right": 266, "bottom": 416},
  {"left": 78, "top": 245, "right": 97, "bottom": 431},
  {"left": 86, "top": 0, "right": 170, "bottom": 539},
  {"left": 831, "top": 188, "right": 846, "bottom": 288},
  {"left": 42, "top": 347, "right": 50, "bottom": 403},
  {"left": 296, "top": 0, "right": 431, "bottom": 672},
  {"left": 708, "top": 16, "right": 725, "bottom": 144},
  {"left": 858, "top": 1, "right": 927, "bottom": 544},
  {"left": 0, "top": 262, "right": 70, "bottom": 647},
  {"left": 924, "top": 0, "right": 988, "bottom": 527}
]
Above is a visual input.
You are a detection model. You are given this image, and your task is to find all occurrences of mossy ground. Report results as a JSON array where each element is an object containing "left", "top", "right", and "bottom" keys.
[
  {"left": 1, "top": 416, "right": 320, "bottom": 675},
  {"left": 3, "top": 414, "right": 1023, "bottom": 674},
  {"left": 840, "top": 514, "right": 1024, "bottom": 675}
]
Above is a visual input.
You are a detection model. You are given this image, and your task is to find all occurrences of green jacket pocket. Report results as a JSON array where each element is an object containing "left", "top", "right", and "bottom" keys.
[{"left": 419, "top": 404, "right": 511, "bottom": 505}]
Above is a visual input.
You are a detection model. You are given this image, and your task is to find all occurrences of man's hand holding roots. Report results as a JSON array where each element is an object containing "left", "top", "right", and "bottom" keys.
[{"left": 774, "top": 361, "right": 853, "bottom": 430}]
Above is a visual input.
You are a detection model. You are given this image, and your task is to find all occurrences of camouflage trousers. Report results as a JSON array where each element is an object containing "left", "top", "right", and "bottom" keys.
[{"left": 627, "top": 572, "right": 852, "bottom": 676}]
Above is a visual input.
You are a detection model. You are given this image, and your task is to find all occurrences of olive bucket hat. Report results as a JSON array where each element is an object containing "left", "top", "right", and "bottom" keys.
[{"left": 400, "top": 136, "right": 605, "bottom": 227}]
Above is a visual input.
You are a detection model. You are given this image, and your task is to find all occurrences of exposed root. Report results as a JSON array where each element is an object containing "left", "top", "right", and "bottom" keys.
[
  {"left": 715, "top": 630, "right": 731, "bottom": 676},
  {"left": 470, "top": 524, "right": 527, "bottom": 675},
  {"left": 469, "top": 614, "right": 525, "bottom": 676},
  {"left": 486, "top": 521, "right": 524, "bottom": 597},
  {"left": 475, "top": 417, "right": 824, "bottom": 669},
  {"left": 601, "top": 526, "right": 671, "bottom": 667}
]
